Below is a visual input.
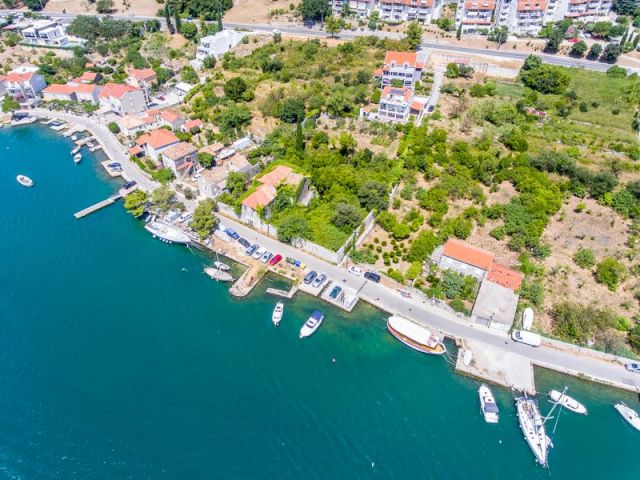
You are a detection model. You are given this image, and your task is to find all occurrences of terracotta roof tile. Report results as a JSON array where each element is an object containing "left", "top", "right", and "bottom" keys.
[
  {"left": 257, "top": 165, "right": 293, "bottom": 187},
  {"left": 443, "top": 239, "right": 495, "bottom": 271},
  {"left": 162, "top": 142, "right": 197, "bottom": 161},
  {"left": 488, "top": 263, "right": 524, "bottom": 290},
  {"left": 129, "top": 68, "right": 157, "bottom": 82},
  {"left": 242, "top": 185, "right": 277, "bottom": 210},
  {"left": 384, "top": 51, "right": 418, "bottom": 68},
  {"left": 136, "top": 128, "right": 180, "bottom": 149},
  {"left": 99, "top": 82, "right": 141, "bottom": 99}
]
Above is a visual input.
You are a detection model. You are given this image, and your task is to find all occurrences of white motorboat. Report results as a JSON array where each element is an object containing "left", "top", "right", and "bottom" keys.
[
  {"left": 74, "top": 153, "right": 82, "bottom": 164},
  {"left": 300, "top": 310, "right": 324, "bottom": 338},
  {"left": 144, "top": 220, "right": 191, "bottom": 244},
  {"left": 214, "top": 261, "right": 230, "bottom": 271},
  {"left": 386, "top": 315, "right": 446, "bottom": 355},
  {"left": 16, "top": 175, "right": 34, "bottom": 187},
  {"left": 522, "top": 307, "right": 534, "bottom": 330},
  {"left": 272, "top": 301, "right": 284, "bottom": 326},
  {"left": 516, "top": 396, "right": 551, "bottom": 466},
  {"left": 204, "top": 266, "right": 233, "bottom": 282},
  {"left": 549, "top": 389, "right": 587, "bottom": 415},
  {"left": 614, "top": 402, "right": 640, "bottom": 431},
  {"left": 478, "top": 384, "right": 500, "bottom": 423},
  {"left": 71, "top": 146, "right": 81, "bottom": 155}
]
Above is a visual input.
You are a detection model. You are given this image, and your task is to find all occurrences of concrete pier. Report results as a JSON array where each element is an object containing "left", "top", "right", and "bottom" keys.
[{"left": 73, "top": 194, "right": 121, "bottom": 219}]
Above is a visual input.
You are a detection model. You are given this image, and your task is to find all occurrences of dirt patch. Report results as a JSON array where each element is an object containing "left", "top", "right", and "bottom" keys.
[
  {"left": 225, "top": 0, "right": 300, "bottom": 24},
  {"left": 44, "top": 0, "right": 160, "bottom": 16},
  {"left": 539, "top": 196, "right": 639, "bottom": 327},
  {"left": 0, "top": 44, "right": 73, "bottom": 69}
]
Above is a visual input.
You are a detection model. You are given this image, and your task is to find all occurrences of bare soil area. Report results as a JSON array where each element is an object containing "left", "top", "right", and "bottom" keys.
[
  {"left": 225, "top": 0, "right": 300, "bottom": 25},
  {"left": 44, "top": 0, "right": 160, "bottom": 16},
  {"left": 0, "top": 43, "right": 72, "bottom": 70}
]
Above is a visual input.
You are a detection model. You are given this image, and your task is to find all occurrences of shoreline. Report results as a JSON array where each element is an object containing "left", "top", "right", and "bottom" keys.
[{"left": 15, "top": 116, "right": 640, "bottom": 396}]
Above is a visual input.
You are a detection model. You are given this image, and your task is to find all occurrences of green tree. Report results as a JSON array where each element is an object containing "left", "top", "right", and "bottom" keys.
[
  {"left": 596, "top": 257, "right": 627, "bottom": 291},
  {"left": 124, "top": 190, "right": 148, "bottom": 217},
  {"left": 164, "top": 3, "right": 174, "bottom": 35},
  {"left": 107, "top": 121, "right": 120, "bottom": 134},
  {"left": 573, "top": 248, "right": 596, "bottom": 269},
  {"left": 488, "top": 26, "right": 508, "bottom": 48},
  {"left": 587, "top": 43, "right": 603, "bottom": 59},
  {"left": 223, "top": 77, "right": 248, "bottom": 101},
  {"left": 2, "top": 96, "right": 20, "bottom": 112},
  {"left": 190, "top": 199, "right": 217, "bottom": 240},
  {"left": 198, "top": 152, "right": 215, "bottom": 168},
  {"left": 278, "top": 214, "right": 311, "bottom": 243},
  {"left": 174, "top": 5, "right": 182, "bottom": 33},
  {"left": 407, "top": 230, "right": 438, "bottom": 262},
  {"left": 358, "top": 180, "right": 388, "bottom": 211},
  {"left": 404, "top": 22, "right": 423, "bottom": 51},
  {"left": 456, "top": 23, "right": 462, "bottom": 41},
  {"left": 601, "top": 43, "right": 623, "bottom": 62},
  {"left": 338, "top": 132, "right": 357, "bottom": 156},
  {"left": 520, "top": 64, "right": 570, "bottom": 94},
  {"left": 300, "top": 0, "right": 330, "bottom": 21},
  {"left": 216, "top": 105, "right": 252, "bottom": 137},
  {"left": 325, "top": 15, "right": 342, "bottom": 37},
  {"left": 332, "top": 202, "right": 362, "bottom": 230},
  {"left": 278, "top": 98, "right": 305, "bottom": 123},
  {"left": 95, "top": 0, "right": 114, "bottom": 13},
  {"left": 152, "top": 185, "right": 176, "bottom": 212},
  {"left": 295, "top": 122, "right": 304, "bottom": 152},
  {"left": 569, "top": 40, "right": 587, "bottom": 57},
  {"left": 226, "top": 171, "right": 248, "bottom": 198},
  {"left": 181, "top": 21, "right": 198, "bottom": 42},
  {"left": 445, "top": 63, "right": 460, "bottom": 78}
]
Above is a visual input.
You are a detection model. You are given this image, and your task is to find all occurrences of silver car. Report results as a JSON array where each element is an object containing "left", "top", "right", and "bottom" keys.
[{"left": 625, "top": 362, "right": 640, "bottom": 374}]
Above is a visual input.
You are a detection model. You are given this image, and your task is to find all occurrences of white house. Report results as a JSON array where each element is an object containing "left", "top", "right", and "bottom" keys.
[
  {"left": 377, "top": 86, "right": 425, "bottom": 124},
  {"left": 18, "top": 19, "right": 84, "bottom": 47},
  {"left": 196, "top": 30, "right": 245, "bottom": 62},
  {"left": 328, "top": 0, "right": 376, "bottom": 16},
  {"left": 378, "top": 0, "right": 437, "bottom": 23},
  {"left": 375, "top": 51, "right": 425, "bottom": 88},
  {"left": 42, "top": 83, "right": 102, "bottom": 104},
  {"left": 126, "top": 68, "right": 157, "bottom": 104},
  {"left": 99, "top": 83, "right": 148, "bottom": 116},
  {"left": 0, "top": 65, "right": 46, "bottom": 107}
]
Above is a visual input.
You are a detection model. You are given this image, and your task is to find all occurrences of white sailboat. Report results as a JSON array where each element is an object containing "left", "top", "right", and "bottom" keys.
[
  {"left": 549, "top": 389, "right": 588, "bottom": 415},
  {"left": 203, "top": 266, "right": 233, "bottom": 282},
  {"left": 614, "top": 402, "right": 640, "bottom": 431},
  {"left": 516, "top": 395, "right": 551, "bottom": 466},
  {"left": 478, "top": 384, "right": 500, "bottom": 423},
  {"left": 214, "top": 261, "right": 230, "bottom": 271},
  {"left": 272, "top": 301, "right": 284, "bottom": 326}
]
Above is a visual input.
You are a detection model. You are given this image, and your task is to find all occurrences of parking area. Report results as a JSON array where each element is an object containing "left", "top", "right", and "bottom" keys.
[{"left": 320, "top": 281, "right": 359, "bottom": 312}]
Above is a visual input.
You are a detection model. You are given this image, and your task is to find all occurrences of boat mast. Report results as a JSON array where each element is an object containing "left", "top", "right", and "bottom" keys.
[{"left": 543, "top": 386, "right": 568, "bottom": 424}]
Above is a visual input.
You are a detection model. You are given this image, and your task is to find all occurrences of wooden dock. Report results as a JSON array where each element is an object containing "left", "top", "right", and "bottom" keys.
[
  {"left": 74, "top": 194, "right": 121, "bottom": 219},
  {"left": 266, "top": 286, "right": 298, "bottom": 299}
]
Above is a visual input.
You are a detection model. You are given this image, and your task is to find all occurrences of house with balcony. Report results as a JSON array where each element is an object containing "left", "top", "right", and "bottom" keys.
[
  {"left": 561, "top": 0, "right": 612, "bottom": 22},
  {"left": 135, "top": 128, "right": 180, "bottom": 163},
  {"left": 0, "top": 65, "right": 46, "bottom": 107},
  {"left": 193, "top": 30, "right": 245, "bottom": 69},
  {"left": 376, "top": 51, "right": 425, "bottom": 88},
  {"left": 98, "top": 83, "right": 147, "bottom": 116},
  {"left": 512, "top": 0, "right": 550, "bottom": 35},
  {"left": 376, "top": 86, "right": 426, "bottom": 124},
  {"left": 160, "top": 142, "right": 198, "bottom": 176},
  {"left": 378, "top": 0, "right": 437, "bottom": 22},
  {"left": 328, "top": 0, "right": 376, "bottom": 16},
  {"left": 455, "top": 0, "right": 496, "bottom": 34},
  {"left": 42, "top": 83, "right": 102, "bottom": 105},
  {"left": 126, "top": 68, "right": 157, "bottom": 104}
]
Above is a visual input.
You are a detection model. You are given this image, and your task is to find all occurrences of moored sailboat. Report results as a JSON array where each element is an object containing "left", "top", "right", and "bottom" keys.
[
  {"left": 516, "top": 395, "right": 551, "bottom": 466},
  {"left": 549, "top": 389, "right": 588, "bottom": 415},
  {"left": 614, "top": 402, "right": 640, "bottom": 431}
]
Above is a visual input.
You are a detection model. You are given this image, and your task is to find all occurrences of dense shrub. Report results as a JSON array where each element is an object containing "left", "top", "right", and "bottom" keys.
[
  {"left": 573, "top": 248, "right": 596, "bottom": 269},
  {"left": 596, "top": 257, "right": 627, "bottom": 291}
]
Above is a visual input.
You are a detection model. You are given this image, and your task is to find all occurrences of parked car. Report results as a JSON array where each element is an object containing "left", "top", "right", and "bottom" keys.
[
  {"left": 312, "top": 273, "right": 327, "bottom": 288},
  {"left": 122, "top": 180, "right": 137, "bottom": 190},
  {"left": 364, "top": 271, "right": 381, "bottom": 283},
  {"left": 268, "top": 254, "right": 283, "bottom": 266},
  {"left": 304, "top": 271, "right": 318, "bottom": 284},
  {"left": 625, "top": 362, "right": 640, "bottom": 374},
  {"left": 427, "top": 105, "right": 435, "bottom": 113},
  {"left": 348, "top": 266, "right": 363, "bottom": 276},
  {"left": 224, "top": 228, "right": 240, "bottom": 240},
  {"left": 246, "top": 244, "right": 258, "bottom": 256},
  {"left": 107, "top": 162, "right": 121, "bottom": 168},
  {"left": 511, "top": 329, "right": 541, "bottom": 347},
  {"left": 252, "top": 247, "right": 265, "bottom": 260},
  {"left": 238, "top": 237, "right": 250, "bottom": 248},
  {"left": 329, "top": 286, "right": 342, "bottom": 299},
  {"left": 260, "top": 251, "right": 273, "bottom": 263}
]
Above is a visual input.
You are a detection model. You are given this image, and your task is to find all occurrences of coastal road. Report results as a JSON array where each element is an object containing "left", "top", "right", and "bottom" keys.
[
  {"left": 217, "top": 215, "right": 640, "bottom": 394},
  {"left": 29, "top": 109, "right": 158, "bottom": 192},
  {"left": 1, "top": 9, "right": 625, "bottom": 73}
]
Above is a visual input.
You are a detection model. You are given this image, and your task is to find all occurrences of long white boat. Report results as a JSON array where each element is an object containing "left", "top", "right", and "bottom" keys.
[
  {"left": 272, "top": 301, "right": 284, "bottom": 327},
  {"left": 614, "top": 402, "right": 640, "bottom": 431},
  {"left": 204, "top": 266, "right": 233, "bottom": 282},
  {"left": 549, "top": 389, "right": 587, "bottom": 415},
  {"left": 386, "top": 315, "right": 446, "bottom": 355},
  {"left": 144, "top": 220, "right": 191, "bottom": 245},
  {"left": 516, "top": 396, "right": 551, "bottom": 466},
  {"left": 478, "top": 384, "right": 500, "bottom": 423},
  {"left": 300, "top": 310, "right": 323, "bottom": 338}
]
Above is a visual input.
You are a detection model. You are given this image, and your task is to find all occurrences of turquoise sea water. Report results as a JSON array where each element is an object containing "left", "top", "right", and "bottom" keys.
[{"left": 0, "top": 125, "right": 639, "bottom": 479}]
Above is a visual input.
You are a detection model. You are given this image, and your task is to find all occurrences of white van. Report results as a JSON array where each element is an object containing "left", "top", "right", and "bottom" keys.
[{"left": 511, "top": 329, "right": 541, "bottom": 347}]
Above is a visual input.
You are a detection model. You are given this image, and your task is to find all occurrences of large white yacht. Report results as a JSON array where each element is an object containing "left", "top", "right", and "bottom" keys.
[
  {"left": 478, "top": 384, "right": 500, "bottom": 423},
  {"left": 272, "top": 302, "right": 284, "bottom": 327},
  {"left": 386, "top": 315, "right": 446, "bottom": 355},
  {"left": 144, "top": 220, "right": 191, "bottom": 244},
  {"left": 300, "top": 310, "right": 323, "bottom": 338},
  {"left": 516, "top": 396, "right": 551, "bottom": 466},
  {"left": 614, "top": 402, "right": 640, "bottom": 431}
]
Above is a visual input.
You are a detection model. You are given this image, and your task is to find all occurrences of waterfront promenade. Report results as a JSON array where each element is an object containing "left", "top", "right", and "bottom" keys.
[
  {"left": 28, "top": 109, "right": 158, "bottom": 192},
  {"left": 216, "top": 215, "right": 640, "bottom": 394}
]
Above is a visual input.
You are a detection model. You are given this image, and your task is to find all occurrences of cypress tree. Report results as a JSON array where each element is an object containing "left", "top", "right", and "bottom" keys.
[
  {"left": 295, "top": 122, "right": 304, "bottom": 152},
  {"left": 456, "top": 23, "right": 462, "bottom": 41},
  {"left": 164, "top": 4, "right": 174, "bottom": 35},
  {"left": 174, "top": 5, "right": 182, "bottom": 34}
]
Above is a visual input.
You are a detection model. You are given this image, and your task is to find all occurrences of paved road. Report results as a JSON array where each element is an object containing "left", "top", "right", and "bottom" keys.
[
  {"left": 29, "top": 108, "right": 158, "bottom": 192},
  {"left": 217, "top": 215, "right": 640, "bottom": 393},
  {"left": 1, "top": 9, "right": 625, "bottom": 73}
]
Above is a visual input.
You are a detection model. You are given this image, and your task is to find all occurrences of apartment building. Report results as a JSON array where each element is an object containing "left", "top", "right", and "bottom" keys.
[
  {"left": 377, "top": 86, "right": 425, "bottom": 123},
  {"left": 379, "top": 0, "right": 437, "bottom": 22},
  {"left": 98, "top": 83, "right": 148, "bottom": 116},
  {"left": 126, "top": 68, "right": 157, "bottom": 104},
  {"left": 376, "top": 51, "right": 424, "bottom": 88},
  {"left": 0, "top": 65, "right": 46, "bottom": 106},
  {"left": 328, "top": 0, "right": 376, "bottom": 16},
  {"left": 455, "top": 0, "right": 496, "bottom": 34},
  {"left": 561, "top": 0, "right": 612, "bottom": 22},
  {"left": 513, "top": 0, "right": 551, "bottom": 35}
]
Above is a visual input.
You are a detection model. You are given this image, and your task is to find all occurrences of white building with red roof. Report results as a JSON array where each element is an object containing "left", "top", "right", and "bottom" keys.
[
  {"left": 126, "top": 68, "right": 157, "bottom": 103},
  {"left": 160, "top": 142, "right": 198, "bottom": 176},
  {"left": 0, "top": 65, "right": 46, "bottom": 106},
  {"left": 378, "top": 0, "right": 437, "bottom": 22},
  {"left": 42, "top": 83, "right": 102, "bottom": 105},
  {"left": 377, "top": 86, "right": 426, "bottom": 124},
  {"left": 327, "top": 0, "right": 376, "bottom": 16},
  {"left": 455, "top": 0, "right": 496, "bottom": 33},
  {"left": 135, "top": 128, "right": 180, "bottom": 163},
  {"left": 376, "top": 51, "right": 425, "bottom": 89},
  {"left": 99, "top": 82, "right": 147, "bottom": 116},
  {"left": 561, "top": 0, "right": 611, "bottom": 22}
]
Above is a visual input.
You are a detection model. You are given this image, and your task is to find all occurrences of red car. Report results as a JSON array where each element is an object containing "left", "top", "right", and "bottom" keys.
[{"left": 268, "top": 254, "right": 283, "bottom": 266}]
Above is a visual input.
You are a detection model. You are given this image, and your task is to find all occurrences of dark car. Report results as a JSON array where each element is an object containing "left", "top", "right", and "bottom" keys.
[
  {"left": 224, "top": 228, "right": 240, "bottom": 240},
  {"left": 329, "top": 286, "right": 342, "bottom": 299},
  {"left": 122, "top": 180, "right": 137, "bottom": 190},
  {"left": 427, "top": 105, "right": 435, "bottom": 113},
  {"left": 237, "top": 237, "right": 250, "bottom": 248},
  {"left": 107, "top": 162, "right": 121, "bottom": 168},
  {"left": 303, "top": 271, "right": 318, "bottom": 284},
  {"left": 364, "top": 271, "right": 381, "bottom": 283}
]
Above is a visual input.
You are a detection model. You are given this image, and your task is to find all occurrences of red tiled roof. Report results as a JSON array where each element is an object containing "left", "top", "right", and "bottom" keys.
[
  {"left": 258, "top": 165, "right": 293, "bottom": 187},
  {"left": 443, "top": 239, "right": 495, "bottom": 271},
  {"left": 161, "top": 110, "right": 182, "bottom": 123},
  {"left": 183, "top": 119, "right": 203, "bottom": 130},
  {"left": 129, "top": 146, "right": 143, "bottom": 156},
  {"left": 162, "top": 141, "right": 197, "bottom": 161},
  {"left": 99, "top": 82, "right": 141, "bottom": 99},
  {"left": 75, "top": 71, "right": 98, "bottom": 83},
  {"left": 380, "top": 0, "right": 433, "bottom": 6},
  {"left": 410, "top": 101, "right": 425, "bottom": 111},
  {"left": 129, "top": 68, "right": 157, "bottom": 82},
  {"left": 464, "top": 0, "right": 496, "bottom": 9},
  {"left": 242, "top": 185, "right": 277, "bottom": 210},
  {"left": 384, "top": 51, "right": 418, "bottom": 68},
  {"left": 488, "top": 263, "right": 524, "bottom": 290},
  {"left": 0, "top": 71, "right": 34, "bottom": 82},
  {"left": 136, "top": 128, "right": 179, "bottom": 149},
  {"left": 43, "top": 83, "right": 99, "bottom": 95}
]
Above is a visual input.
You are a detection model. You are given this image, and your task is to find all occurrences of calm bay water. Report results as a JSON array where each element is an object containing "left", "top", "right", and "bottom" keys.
[{"left": 0, "top": 125, "right": 639, "bottom": 479}]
